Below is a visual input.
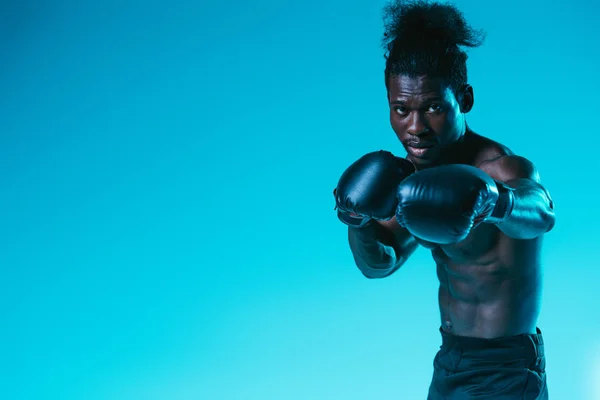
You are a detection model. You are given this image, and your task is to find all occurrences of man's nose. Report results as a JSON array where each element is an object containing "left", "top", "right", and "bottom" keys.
[{"left": 406, "top": 111, "right": 430, "bottom": 136}]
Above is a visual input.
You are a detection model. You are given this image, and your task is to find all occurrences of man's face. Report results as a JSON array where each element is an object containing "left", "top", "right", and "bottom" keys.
[{"left": 387, "top": 74, "right": 468, "bottom": 168}]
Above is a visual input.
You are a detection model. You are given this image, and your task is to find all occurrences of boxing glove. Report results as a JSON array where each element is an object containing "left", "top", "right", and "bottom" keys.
[
  {"left": 334, "top": 150, "right": 415, "bottom": 227},
  {"left": 395, "top": 164, "right": 515, "bottom": 244}
]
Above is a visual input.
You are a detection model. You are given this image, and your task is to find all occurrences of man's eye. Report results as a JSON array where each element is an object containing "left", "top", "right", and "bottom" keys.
[
  {"left": 428, "top": 104, "right": 442, "bottom": 112},
  {"left": 394, "top": 106, "right": 408, "bottom": 115}
]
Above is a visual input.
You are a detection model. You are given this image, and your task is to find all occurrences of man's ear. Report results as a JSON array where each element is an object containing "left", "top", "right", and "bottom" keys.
[{"left": 459, "top": 84, "right": 474, "bottom": 113}]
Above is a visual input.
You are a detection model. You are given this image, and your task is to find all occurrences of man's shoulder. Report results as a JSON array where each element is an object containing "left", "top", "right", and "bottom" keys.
[
  {"left": 465, "top": 133, "right": 539, "bottom": 182},
  {"left": 466, "top": 132, "right": 515, "bottom": 166}
]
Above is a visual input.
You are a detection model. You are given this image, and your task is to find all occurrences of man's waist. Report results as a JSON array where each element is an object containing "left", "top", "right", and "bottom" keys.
[{"left": 439, "top": 326, "right": 545, "bottom": 358}]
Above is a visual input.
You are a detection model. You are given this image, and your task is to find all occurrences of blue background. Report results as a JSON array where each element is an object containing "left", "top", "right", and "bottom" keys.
[{"left": 2, "top": 0, "right": 599, "bottom": 399}]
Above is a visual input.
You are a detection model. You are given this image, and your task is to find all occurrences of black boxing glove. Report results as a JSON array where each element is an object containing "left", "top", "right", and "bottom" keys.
[
  {"left": 395, "top": 164, "right": 515, "bottom": 244},
  {"left": 334, "top": 150, "right": 415, "bottom": 227}
]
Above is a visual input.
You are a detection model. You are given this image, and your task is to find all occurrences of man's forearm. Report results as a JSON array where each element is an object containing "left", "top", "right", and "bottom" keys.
[
  {"left": 347, "top": 222, "right": 403, "bottom": 278},
  {"left": 497, "top": 178, "right": 555, "bottom": 239}
]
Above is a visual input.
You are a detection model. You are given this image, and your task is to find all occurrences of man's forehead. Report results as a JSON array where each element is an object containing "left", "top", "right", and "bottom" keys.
[{"left": 388, "top": 74, "right": 451, "bottom": 97}]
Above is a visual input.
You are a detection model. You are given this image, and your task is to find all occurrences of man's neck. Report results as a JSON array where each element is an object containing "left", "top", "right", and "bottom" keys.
[{"left": 434, "top": 130, "right": 472, "bottom": 167}]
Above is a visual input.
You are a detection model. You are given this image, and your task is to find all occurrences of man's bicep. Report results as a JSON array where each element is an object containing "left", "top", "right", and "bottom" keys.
[
  {"left": 480, "top": 154, "right": 555, "bottom": 234},
  {"left": 480, "top": 154, "right": 554, "bottom": 202},
  {"left": 479, "top": 154, "right": 541, "bottom": 184}
]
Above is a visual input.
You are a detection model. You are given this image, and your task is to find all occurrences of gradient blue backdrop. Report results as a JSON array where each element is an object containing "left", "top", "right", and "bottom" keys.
[{"left": 2, "top": 0, "right": 599, "bottom": 399}]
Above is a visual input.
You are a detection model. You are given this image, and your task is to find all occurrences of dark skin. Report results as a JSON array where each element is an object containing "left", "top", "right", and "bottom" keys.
[{"left": 361, "top": 74, "right": 555, "bottom": 339}]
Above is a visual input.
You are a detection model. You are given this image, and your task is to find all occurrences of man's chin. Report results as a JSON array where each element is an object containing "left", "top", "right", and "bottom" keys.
[{"left": 406, "top": 153, "right": 437, "bottom": 169}]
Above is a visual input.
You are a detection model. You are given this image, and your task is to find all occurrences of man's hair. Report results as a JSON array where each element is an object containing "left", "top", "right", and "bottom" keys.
[{"left": 381, "top": 0, "right": 486, "bottom": 94}]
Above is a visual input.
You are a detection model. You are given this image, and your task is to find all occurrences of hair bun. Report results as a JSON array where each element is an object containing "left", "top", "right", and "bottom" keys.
[{"left": 382, "top": 1, "right": 485, "bottom": 53}]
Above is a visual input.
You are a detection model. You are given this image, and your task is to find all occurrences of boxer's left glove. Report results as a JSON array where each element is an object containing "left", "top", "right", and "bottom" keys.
[
  {"left": 395, "top": 164, "right": 515, "bottom": 244},
  {"left": 334, "top": 150, "right": 415, "bottom": 227}
]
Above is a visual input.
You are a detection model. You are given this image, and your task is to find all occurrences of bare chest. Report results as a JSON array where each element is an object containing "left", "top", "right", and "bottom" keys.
[{"left": 414, "top": 223, "right": 501, "bottom": 265}]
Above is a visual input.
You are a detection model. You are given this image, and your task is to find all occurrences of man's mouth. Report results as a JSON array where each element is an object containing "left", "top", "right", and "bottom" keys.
[
  {"left": 405, "top": 142, "right": 435, "bottom": 157},
  {"left": 406, "top": 141, "right": 435, "bottom": 149}
]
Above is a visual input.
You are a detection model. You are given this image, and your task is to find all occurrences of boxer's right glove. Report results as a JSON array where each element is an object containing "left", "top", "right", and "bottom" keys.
[
  {"left": 395, "top": 164, "right": 515, "bottom": 244},
  {"left": 334, "top": 150, "right": 415, "bottom": 227}
]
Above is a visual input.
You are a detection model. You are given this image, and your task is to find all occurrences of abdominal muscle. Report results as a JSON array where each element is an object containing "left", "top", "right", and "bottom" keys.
[
  {"left": 436, "top": 254, "right": 541, "bottom": 339},
  {"left": 418, "top": 228, "right": 544, "bottom": 339}
]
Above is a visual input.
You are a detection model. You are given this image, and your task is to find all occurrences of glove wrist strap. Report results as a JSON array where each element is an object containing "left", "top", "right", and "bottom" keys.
[
  {"left": 336, "top": 209, "right": 372, "bottom": 228},
  {"left": 485, "top": 181, "right": 515, "bottom": 224}
]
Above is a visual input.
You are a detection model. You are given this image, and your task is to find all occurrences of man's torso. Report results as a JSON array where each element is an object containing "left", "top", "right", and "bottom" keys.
[{"left": 414, "top": 132, "right": 543, "bottom": 339}]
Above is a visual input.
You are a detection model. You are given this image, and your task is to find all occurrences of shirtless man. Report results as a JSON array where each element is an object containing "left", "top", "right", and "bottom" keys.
[{"left": 333, "top": 1, "right": 555, "bottom": 398}]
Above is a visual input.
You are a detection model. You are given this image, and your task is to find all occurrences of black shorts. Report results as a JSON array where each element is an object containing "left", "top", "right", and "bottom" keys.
[{"left": 427, "top": 327, "right": 548, "bottom": 399}]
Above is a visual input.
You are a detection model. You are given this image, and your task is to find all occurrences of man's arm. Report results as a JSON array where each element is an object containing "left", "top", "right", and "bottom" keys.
[
  {"left": 348, "top": 217, "right": 418, "bottom": 279},
  {"left": 479, "top": 155, "right": 555, "bottom": 239}
]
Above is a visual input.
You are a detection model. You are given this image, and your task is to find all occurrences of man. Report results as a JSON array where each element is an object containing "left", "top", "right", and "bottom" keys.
[{"left": 333, "top": 1, "right": 556, "bottom": 398}]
